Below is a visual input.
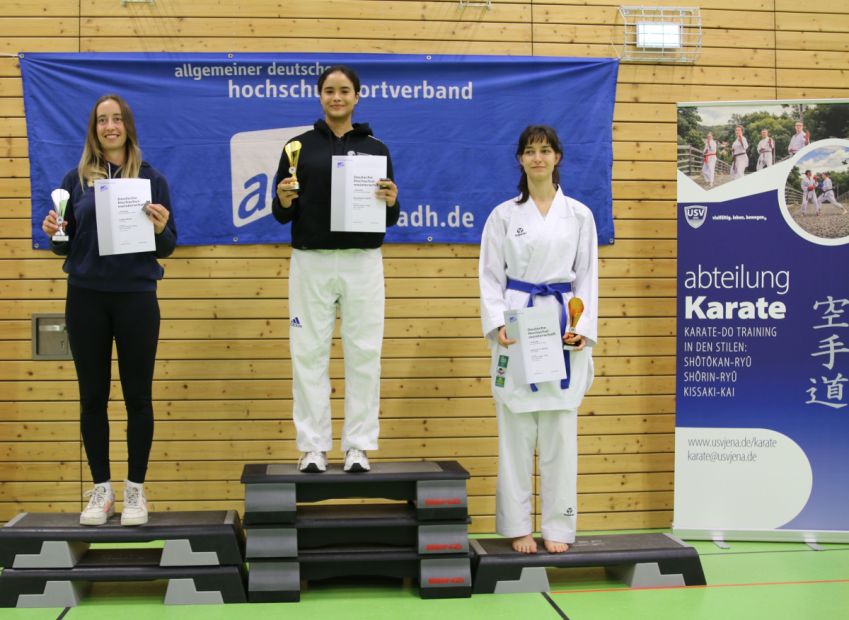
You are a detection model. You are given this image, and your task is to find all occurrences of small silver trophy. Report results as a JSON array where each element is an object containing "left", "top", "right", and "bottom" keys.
[{"left": 50, "top": 188, "right": 70, "bottom": 242}]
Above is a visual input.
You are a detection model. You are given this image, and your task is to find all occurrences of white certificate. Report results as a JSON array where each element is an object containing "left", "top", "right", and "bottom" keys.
[
  {"left": 94, "top": 178, "right": 155, "bottom": 256},
  {"left": 330, "top": 155, "right": 387, "bottom": 233},
  {"left": 504, "top": 305, "right": 568, "bottom": 385}
]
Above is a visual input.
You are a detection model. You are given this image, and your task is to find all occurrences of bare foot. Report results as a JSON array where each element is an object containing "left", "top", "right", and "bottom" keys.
[
  {"left": 511, "top": 534, "right": 538, "bottom": 554},
  {"left": 543, "top": 539, "right": 570, "bottom": 553}
]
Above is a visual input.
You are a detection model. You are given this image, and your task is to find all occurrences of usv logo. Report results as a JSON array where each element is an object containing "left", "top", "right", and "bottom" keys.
[
  {"left": 229, "top": 125, "right": 311, "bottom": 228},
  {"left": 684, "top": 205, "right": 708, "bottom": 229}
]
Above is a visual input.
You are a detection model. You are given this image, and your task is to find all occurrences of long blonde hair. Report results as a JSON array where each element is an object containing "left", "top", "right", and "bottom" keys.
[{"left": 77, "top": 94, "right": 142, "bottom": 187}]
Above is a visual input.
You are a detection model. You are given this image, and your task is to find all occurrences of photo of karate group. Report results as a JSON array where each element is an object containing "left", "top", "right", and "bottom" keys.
[
  {"left": 677, "top": 101, "right": 849, "bottom": 190},
  {"left": 784, "top": 143, "right": 849, "bottom": 240}
]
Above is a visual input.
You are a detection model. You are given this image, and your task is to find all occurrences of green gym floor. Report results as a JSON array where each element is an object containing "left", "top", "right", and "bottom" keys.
[{"left": 6, "top": 533, "right": 849, "bottom": 620}]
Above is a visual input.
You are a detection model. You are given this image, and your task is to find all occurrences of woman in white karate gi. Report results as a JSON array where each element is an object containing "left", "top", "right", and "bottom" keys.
[
  {"left": 730, "top": 125, "right": 749, "bottom": 179},
  {"left": 756, "top": 129, "right": 775, "bottom": 170},
  {"left": 479, "top": 125, "right": 598, "bottom": 554},
  {"left": 702, "top": 132, "right": 717, "bottom": 187}
]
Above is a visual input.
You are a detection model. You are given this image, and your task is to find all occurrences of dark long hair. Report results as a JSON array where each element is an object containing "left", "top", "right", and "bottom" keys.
[
  {"left": 515, "top": 125, "right": 564, "bottom": 204},
  {"left": 318, "top": 65, "right": 361, "bottom": 93}
]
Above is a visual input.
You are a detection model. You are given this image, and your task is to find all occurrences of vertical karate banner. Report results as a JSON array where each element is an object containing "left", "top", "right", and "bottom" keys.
[
  {"left": 21, "top": 53, "right": 617, "bottom": 247},
  {"left": 674, "top": 99, "right": 849, "bottom": 542}
]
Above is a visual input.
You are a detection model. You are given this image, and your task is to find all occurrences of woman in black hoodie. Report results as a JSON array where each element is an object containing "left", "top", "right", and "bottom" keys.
[{"left": 271, "top": 65, "right": 399, "bottom": 474}]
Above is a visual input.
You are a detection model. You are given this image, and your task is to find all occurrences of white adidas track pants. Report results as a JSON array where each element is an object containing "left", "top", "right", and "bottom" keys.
[{"left": 288, "top": 248, "right": 384, "bottom": 453}]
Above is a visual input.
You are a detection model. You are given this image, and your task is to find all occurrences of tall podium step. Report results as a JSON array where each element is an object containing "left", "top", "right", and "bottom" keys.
[
  {"left": 241, "top": 460, "right": 472, "bottom": 601},
  {"left": 471, "top": 533, "right": 706, "bottom": 594},
  {"left": 0, "top": 511, "right": 247, "bottom": 607}
]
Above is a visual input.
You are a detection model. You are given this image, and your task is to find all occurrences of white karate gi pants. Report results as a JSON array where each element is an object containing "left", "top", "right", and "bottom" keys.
[
  {"left": 821, "top": 191, "right": 844, "bottom": 210},
  {"left": 802, "top": 190, "right": 820, "bottom": 214},
  {"left": 495, "top": 402, "right": 578, "bottom": 543},
  {"left": 289, "top": 248, "right": 383, "bottom": 453}
]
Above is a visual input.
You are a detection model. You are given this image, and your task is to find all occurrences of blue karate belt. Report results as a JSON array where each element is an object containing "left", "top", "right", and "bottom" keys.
[{"left": 506, "top": 277, "right": 573, "bottom": 391}]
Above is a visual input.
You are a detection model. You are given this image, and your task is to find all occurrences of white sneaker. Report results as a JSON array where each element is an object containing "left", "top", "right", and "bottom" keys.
[
  {"left": 343, "top": 449, "right": 370, "bottom": 472},
  {"left": 121, "top": 484, "right": 149, "bottom": 526},
  {"left": 80, "top": 484, "right": 115, "bottom": 526},
  {"left": 298, "top": 451, "right": 327, "bottom": 473}
]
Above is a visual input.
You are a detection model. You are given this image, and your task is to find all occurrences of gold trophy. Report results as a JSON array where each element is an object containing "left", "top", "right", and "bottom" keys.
[
  {"left": 563, "top": 297, "right": 584, "bottom": 350},
  {"left": 282, "top": 140, "right": 302, "bottom": 191},
  {"left": 50, "top": 188, "right": 70, "bottom": 242}
]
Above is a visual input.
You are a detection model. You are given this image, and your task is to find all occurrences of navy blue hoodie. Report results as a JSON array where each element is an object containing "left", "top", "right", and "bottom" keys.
[{"left": 49, "top": 162, "right": 177, "bottom": 292}]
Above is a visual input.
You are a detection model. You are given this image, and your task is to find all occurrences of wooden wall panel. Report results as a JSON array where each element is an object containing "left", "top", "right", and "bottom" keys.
[{"left": 1, "top": 0, "right": 847, "bottom": 534}]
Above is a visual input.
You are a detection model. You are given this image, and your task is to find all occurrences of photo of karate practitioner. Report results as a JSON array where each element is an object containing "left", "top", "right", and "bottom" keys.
[
  {"left": 783, "top": 144, "right": 849, "bottom": 240},
  {"left": 820, "top": 172, "right": 847, "bottom": 214},
  {"left": 272, "top": 65, "right": 400, "bottom": 474},
  {"left": 756, "top": 128, "right": 775, "bottom": 170},
  {"left": 730, "top": 125, "right": 749, "bottom": 179},
  {"left": 702, "top": 131, "right": 717, "bottom": 187},
  {"left": 788, "top": 120, "right": 809, "bottom": 156},
  {"left": 479, "top": 125, "right": 598, "bottom": 554},
  {"left": 41, "top": 94, "right": 177, "bottom": 526}
]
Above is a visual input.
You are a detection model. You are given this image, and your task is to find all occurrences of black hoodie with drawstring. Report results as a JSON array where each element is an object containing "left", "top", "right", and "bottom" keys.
[{"left": 271, "top": 119, "right": 400, "bottom": 249}]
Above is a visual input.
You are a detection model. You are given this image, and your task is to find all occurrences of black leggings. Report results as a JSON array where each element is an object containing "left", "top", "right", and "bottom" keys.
[{"left": 66, "top": 285, "right": 160, "bottom": 484}]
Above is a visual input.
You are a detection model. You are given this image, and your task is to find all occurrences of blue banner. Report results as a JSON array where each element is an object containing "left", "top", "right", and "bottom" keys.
[
  {"left": 674, "top": 99, "right": 849, "bottom": 541},
  {"left": 21, "top": 52, "right": 617, "bottom": 247}
]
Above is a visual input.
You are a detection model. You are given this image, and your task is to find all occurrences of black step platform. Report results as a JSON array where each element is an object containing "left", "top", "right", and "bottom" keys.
[
  {"left": 0, "top": 510, "right": 245, "bottom": 568},
  {"left": 241, "top": 461, "right": 469, "bottom": 523},
  {"left": 0, "top": 511, "right": 247, "bottom": 607},
  {"left": 471, "top": 533, "right": 706, "bottom": 594}
]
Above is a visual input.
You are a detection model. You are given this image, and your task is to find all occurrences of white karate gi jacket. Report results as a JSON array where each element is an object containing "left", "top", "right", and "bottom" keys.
[
  {"left": 731, "top": 137, "right": 749, "bottom": 177},
  {"left": 479, "top": 189, "right": 598, "bottom": 414},
  {"left": 801, "top": 176, "right": 818, "bottom": 195},
  {"left": 821, "top": 178, "right": 839, "bottom": 202},
  {"left": 789, "top": 132, "right": 808, "bottom": 154}
]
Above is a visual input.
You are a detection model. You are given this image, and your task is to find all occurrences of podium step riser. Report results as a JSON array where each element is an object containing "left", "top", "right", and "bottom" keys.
[
  {"left": 0, "top": 567, "right": 248, "bottom": 607},
  {"left": 244, "top": 523, "right": 470, "bottom": 558},
  {"left": 247, "top": 556, "right": 472, "bottom": 601}
]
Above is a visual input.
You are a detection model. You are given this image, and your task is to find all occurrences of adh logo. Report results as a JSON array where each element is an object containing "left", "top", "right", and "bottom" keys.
[
  {"left": 684, "top": 205, "right": 708, "bottom": 229},
  {"left": 229, "top": 125, "right": 311, "bottom": 228}
]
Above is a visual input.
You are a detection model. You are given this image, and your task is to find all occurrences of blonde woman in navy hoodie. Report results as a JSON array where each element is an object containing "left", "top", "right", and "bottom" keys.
[{"left": 41, "top": 94, "right": 177, "bottom": 526}]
